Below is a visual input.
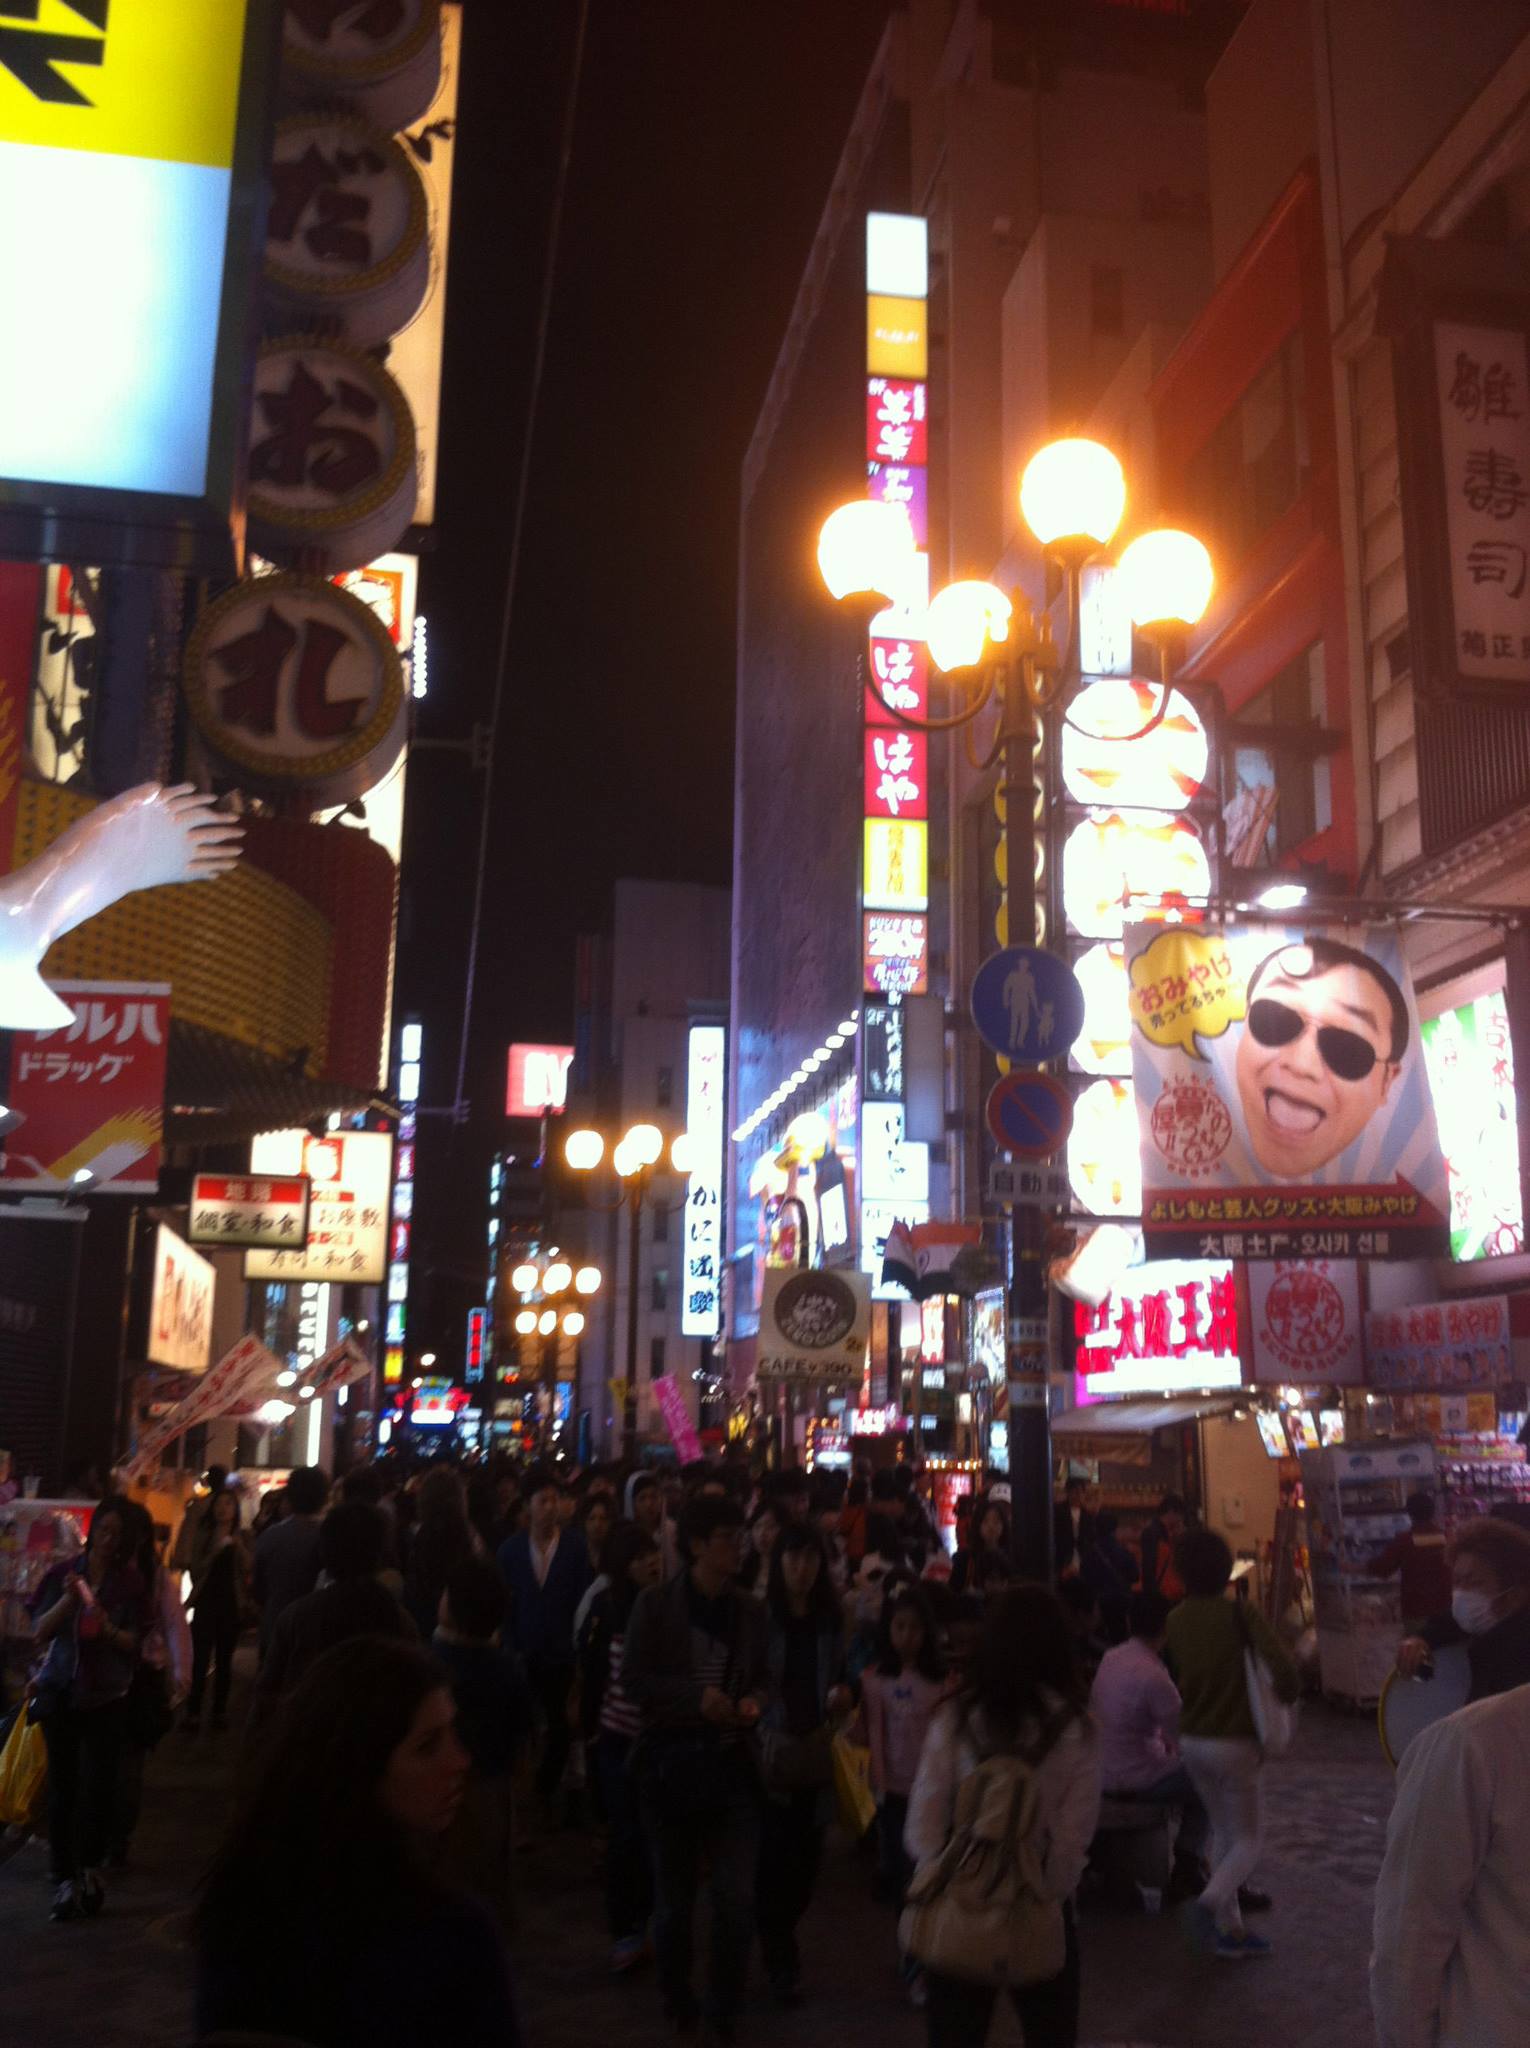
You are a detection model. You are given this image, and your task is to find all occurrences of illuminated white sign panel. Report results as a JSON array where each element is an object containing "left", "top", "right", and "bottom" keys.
[
  {"left": 148, "top": 1224, "right": 214, "bottom": 1375},
  {"left": 683, "top": 1023, "right": 725, "bottom": 1337},
  {"left": 1075, "top": 1259, "right": 1241, "bottom": 1396},
  {"left": 0, "top": 2, "right": 277, "bottom": 568},
  {"left": 246, "top": 1130, "right": 392, "bottom": 1284},
  {"left": 861, "top": 1103, "right": 930, "bottom": 1204}
]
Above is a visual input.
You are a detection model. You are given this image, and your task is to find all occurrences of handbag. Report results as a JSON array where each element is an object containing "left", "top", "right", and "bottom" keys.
[
  {"left": 0, "top": 1708, "right": 47, "bottom": 1828},
  {"left": 1239, "top": 1601, "right": 1299, "bottom": 1756},
  {"left": 899, "top": 1746, "right": 1065, "bottom": 1987},
  {"left": 831, "top": 1731, "right": 877, "bottom": 1839}
]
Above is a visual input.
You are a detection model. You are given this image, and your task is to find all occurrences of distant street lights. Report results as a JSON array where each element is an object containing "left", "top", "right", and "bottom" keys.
[
  {"left": 510, "top": 1250, "right": 602, "bottom": 1451},
  {"left": 818, "top": 436, "right": 1214, "bottom": 1576},
  {"left": 564, "top": 1121, "right": 691, "bottom": 1456}
]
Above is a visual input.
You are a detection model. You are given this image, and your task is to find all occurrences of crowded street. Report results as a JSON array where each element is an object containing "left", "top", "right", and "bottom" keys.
[{"left": 8, "top": 3, "right": 1530, "bottom": 2046}]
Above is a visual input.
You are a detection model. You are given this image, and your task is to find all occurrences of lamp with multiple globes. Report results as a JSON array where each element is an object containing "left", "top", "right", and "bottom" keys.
[
  {"left": 564, "top": 1127, "right": 604, "bottom": 1172},
  {"left": 542, "top": 1260, "right": 573, "bottom": 1295},
  {"left": 575, "top": 1265, "right": 602, "bottom": 1295},
  {"left": 816, "top": 430, "right": 1213, "bottom": 1582}
]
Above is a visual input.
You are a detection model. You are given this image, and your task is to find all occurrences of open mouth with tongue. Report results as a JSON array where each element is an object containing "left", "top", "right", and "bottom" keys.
[{"left": 1263, "top": 1089, "right": 1324, "bottom": 1138}]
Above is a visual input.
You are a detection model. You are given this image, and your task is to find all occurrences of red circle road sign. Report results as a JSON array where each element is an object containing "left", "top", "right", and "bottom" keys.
[{"left": 986, "top": 1069, "right": 1074, "bottom": 1160}]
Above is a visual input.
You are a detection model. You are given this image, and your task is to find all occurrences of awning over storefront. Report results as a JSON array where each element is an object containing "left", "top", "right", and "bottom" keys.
[{"left": 1051, "top": 1393, "right": 1241, "bottom": 1440}]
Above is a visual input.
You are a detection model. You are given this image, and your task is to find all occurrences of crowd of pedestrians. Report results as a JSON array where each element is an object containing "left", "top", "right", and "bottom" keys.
[{"left": 13, "top": 1447, "right": 1530, "bottom": 2046}]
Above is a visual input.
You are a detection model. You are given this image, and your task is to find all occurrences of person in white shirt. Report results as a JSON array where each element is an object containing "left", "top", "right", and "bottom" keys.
[
  {"left": 906, "top": 1584, "right": 1099, "bottom": 2047},
  {"left": 1372, "top": 1680, "right": 1530, "bottom": 2048},
  {"left": 1088, "top": 1590, "right": 1209, "bottom": 1896}
]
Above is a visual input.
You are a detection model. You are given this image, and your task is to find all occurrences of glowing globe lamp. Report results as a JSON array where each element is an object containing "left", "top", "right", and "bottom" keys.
[
  {"left": 1019, "top": 438, "right": 1126, "bottom": 551},
  {"left": 816, "top": 499, "right": 917, "bottom": 603},
  {"left": 926, "top": 580, "right": 1012, "bottom": 675},
  {"left": 1117, "top": 527, "right": 1214, "bottom": 630}
]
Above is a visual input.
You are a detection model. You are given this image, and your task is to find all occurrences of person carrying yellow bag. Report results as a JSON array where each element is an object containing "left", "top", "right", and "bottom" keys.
[{"left": 0, "top": 1705, "right": 47, "bottom": 1831}]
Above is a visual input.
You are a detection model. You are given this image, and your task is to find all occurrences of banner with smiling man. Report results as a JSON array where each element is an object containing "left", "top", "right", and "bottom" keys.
[{"left": 1125, "top": 921, "right": 1450, "bottom": 1261}]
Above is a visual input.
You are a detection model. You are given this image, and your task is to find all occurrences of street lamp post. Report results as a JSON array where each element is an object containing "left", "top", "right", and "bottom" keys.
[
  {"left": 565, "top": 1122, "right": 691, "bottom": 1458},
  {"left": 511, "top": 1254, "right": 601, "bottom": 1454},
  {"left": 818, "top": 438, "right": 1213, "bottom": 1578}
]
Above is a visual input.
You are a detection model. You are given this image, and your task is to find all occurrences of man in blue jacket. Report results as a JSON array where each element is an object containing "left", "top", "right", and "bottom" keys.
[{"left": 497, "top": 1464, "right": 590, "bottom": 1819}]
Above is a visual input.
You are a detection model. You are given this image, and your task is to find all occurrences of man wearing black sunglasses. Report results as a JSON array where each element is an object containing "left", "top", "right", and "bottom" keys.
[{"left": 1234, "top": 938, "right": 1410, "bottom": 1180}]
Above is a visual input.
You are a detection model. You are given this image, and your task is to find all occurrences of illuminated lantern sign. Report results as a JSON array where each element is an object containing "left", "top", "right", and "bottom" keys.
[
  {"left": 0, "top": 0, "right": 279, "bottom": 571},
  {"left": 1421, "top": 988, "right": 1526, "bottom": 1261},
  {"left": 866, "top": 377, "right": 927, "bottom": 463},
  {"left": 683, "top": 1023, "right": 726, "bottom": 1338},
  {"left": 864, "top": 728, "right": 928, "bottom": 819},
  {"left": 281, "top": 0, "right": 443, "bottom": 133},
  {"left": 1075, "top": 1259, "right": 1241, "bottom": 1396},
  {"left": 868, "top": 638, "right": 928, "bottom": 723},
  {"left": 1063, "top": 813, "right": 1210, "bottom": 941},
  {"left": 183, "top": 573, "right": 406, "bottom": 805},
  {"left": 505, "top": 1043, "right": 574, "bottom": 1117},
  {"left": 265, "top": 113, "right": 431, "bottom": 345},
  {"left": 1062, "top": 681, "right": 1208, "bottom": 811},
  {"left": 864, "top": 818, "right": 928, "bottom": 911},
  {"left": 248, "top": 339, "right": 418, "bottom": 573}
]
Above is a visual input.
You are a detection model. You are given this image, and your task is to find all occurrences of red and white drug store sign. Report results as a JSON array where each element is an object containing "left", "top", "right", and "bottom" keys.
[{"left": 1074, "top": 1259, "right": 1241, "bottom": 1397}]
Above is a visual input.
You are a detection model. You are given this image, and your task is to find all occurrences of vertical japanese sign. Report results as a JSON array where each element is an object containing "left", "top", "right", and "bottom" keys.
[
  {"left": 861, "top": 213, "right": 930, "bottom": 1280},
  {"left": 0, "top": 0, "right": 277, "bottom": 569},
  {"left": 1435, "top": 322, "right": 1530, "bottom": 685},
  {"left": 147, "top": 1224, "right": 214, "bottom": 1374},
  {"left": 0, "top": 980, "right": 169, "bottom": 1192},
  {"left": 683, "top": 1023, "right": 725, "bottom": 1337},
  {"left": 1421, "top": 987, "right": 1525, "bottom": 1260},
  {"left": 383, "top": 1020, "right": 420, "bottom": 1382}
]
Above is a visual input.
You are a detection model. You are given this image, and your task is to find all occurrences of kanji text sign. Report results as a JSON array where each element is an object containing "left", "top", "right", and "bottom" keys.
[
  {"left": 0, "top": 978, "right": 168, "bottom": 1192},
  {"left": 1436, "top": 321, "right": 1530, "bottom": 685},
  {"left": 190, "top": 1172, "right": 311, "bottom": 1253}
]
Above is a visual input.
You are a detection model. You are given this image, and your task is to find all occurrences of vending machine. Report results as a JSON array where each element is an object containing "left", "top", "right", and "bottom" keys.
[{"left": 1300, "top": 1439, "right": 1437, "bottom": 1704}]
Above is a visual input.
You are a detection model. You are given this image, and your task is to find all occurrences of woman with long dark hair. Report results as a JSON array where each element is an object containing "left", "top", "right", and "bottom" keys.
[
  {"left": 756, "top": 1521, "right": 853, "bottom": 2005},
  {"left": 111, "top": 1498, "right": 189, "bottom": 1865},
  {"left": 183, "top": 1485, "right": 250, "bottom": 1732},
  {"left": 950, "top": 1495, "right": 1014, "bottom": 1598},
  {"left": 195, "top": 1636, "right": 521, "bottom": 2046},
  {"left": 905, "top": 1583, "right": 1100, "bottom": 2047},
  {"left": 28, "top": 1494, "right": 150, "bottom": 1921},
  {"left": 403, "top": 1465, "right": 481, "bottom": 1638},
  {"left": 578, "top": 1519, "right": 663, "bottom": 1970}
]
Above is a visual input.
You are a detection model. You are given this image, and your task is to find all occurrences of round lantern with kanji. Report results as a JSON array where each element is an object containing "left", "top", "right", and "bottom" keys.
[
  {"left": 281, "top": 0, "right": 443, "bottom": 133},
  {"left": 247, "top": 338, "right": 418, "bottom": 574},
  {"left": 183, "top": 573, "right": 407, "bottom": 806},
  {"left": 265, "top": 114, "right": 431, "bottom": 346}
]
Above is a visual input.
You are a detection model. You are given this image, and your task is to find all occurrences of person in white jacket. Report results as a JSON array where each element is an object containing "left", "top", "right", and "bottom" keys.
[
  {"left": 906, "top": 1584, "right": 1100, "bottom": 2048},
  {"left": 1371, "top": 1680, "right": 1530, "bottom": 2048}
]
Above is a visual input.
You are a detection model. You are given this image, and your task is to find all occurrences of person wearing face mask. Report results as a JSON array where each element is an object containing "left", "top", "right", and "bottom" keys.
[
  {"left": 196, "top": 1636, "right": 521, "bottom": 2046},
  {"left": 1394, "top": 1517, "right": 1530, "bottom": 1702}
]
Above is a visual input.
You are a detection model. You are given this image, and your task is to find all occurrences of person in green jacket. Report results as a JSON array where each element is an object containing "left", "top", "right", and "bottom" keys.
[{"left": 1164, "top": 1529, "right": 1299, "bottom": 1962}]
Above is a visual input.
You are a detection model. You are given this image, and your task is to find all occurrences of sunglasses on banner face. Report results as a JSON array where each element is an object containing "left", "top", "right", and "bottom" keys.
[{"left": 1245, "top": 998, "right": 1385, "bottom": 1083}]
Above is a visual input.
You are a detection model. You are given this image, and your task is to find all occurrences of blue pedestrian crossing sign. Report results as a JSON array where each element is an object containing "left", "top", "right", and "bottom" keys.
[{"left": 970, "top": 946, "right": 1085, "bottom": 1063}]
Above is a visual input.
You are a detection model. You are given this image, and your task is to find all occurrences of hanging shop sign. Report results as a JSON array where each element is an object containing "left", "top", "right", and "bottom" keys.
[
  {"left": 147, "top": 1224, "right": 215, "bottom": 1375},
  {"left": 1063, "top": 814, "right": 1210, "bottom": 940},
  {"left": 1067, "top": 1076, "right": 1140, "bottom": 1218},
  {"left": 757, "top": 1266, "right": 872, "bottom": 1382},
  {"left": 867, "top": 459, "right": 928, "bottom": 545},
  {"left": 863, "top": 911, "right": 929, "bottom": 998},
  {"left": 189, "top": 1172, "right": 311, "bottom": 1253},
  {"left": 972, "top": 1288, "right": 1006, "bottom": 1383},
  {"left": 867, "top": 638, "right": 928, "bottom": 722},
  {"left": 864, "top": 818, "right": 928, "bottom": 911},
  {"left": 867, "top": 377, "right": 927, "bottom": 464},
  {"left": 265, "top": 113, "right": 431, "bottom": 345},
  {"left": 1074, "top": 1259, "right": 1240, "bottom": 1397},
  {"left": 0, "top": 1, "right": 279, "bottom": 572},
  {"left": 247, "top": 339, "right": 418, "bottom": 573},
  {"left": 1249, "top": 1259, "right": 1363, "bottom": 1385},
  {"left": 1420, "top": 988, "right": 1525, "bottom": 1261},
  {"left": 682, "top": 1022, "right": 726, "bottom": 1338},
  {"left": 0, "top": 980, "right": 168, "bottom": 1194},
  {"left": 245, "top": 1128, "right": 393, "bottom": 1284},
  {"left": 864, "top": 727, "right": 928, "bottom": 819},
  {"left": 123, "top": 1333, "right": 282, "bottom": 1482},
  {"left": 1365, "top": 1295, "right": 1512, "bottom": 1390},
  {"left": 1125, "top": 922, "right": 1450, "bottom": 1260},
  {"left": 505, "top": 1043, "right": 574, "bottom": 1117},
  {"left": 1071, "top": 942, "right": 1132, "bottom": 1076},
  {"left": 331, "top": 551, "right": 418, "bottom": 648},
  {"left": 281, "top": 0, "right": 443, "bottom": 132},
  {"left": 861, "top": 1103, "right": 930, "bottom": 1204},
  {"left": 862, "top": 1002, "right": 906, "bottom": 1102},
  {"left": 183, "top": 572, "right": 406, "bottom": 804}
]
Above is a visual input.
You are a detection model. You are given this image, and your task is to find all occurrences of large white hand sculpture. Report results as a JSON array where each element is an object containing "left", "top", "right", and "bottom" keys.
[{"left": 0, "top": 783, "right": 244, "bottom": 1030}]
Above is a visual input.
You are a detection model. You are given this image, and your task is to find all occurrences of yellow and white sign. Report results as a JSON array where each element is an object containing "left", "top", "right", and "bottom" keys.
[
  {"left": 0, "top": 1, "right": 257, "bottom": 498},
  {"left": 864, "top": 817, "right": 928, "bottom": 911}
]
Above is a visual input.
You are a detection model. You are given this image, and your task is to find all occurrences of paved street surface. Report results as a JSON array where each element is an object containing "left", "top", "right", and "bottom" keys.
[{"left": 1, "top": 1675, "right": 1393, "bottom": 2048}]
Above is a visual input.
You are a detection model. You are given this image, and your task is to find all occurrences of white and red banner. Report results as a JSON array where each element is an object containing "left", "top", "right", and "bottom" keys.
[
  {"left": 189, "top": 1171, "right": 310, "bottom": 1253},
  {"left": 304, "top": 1335, "right": 372, "bottom": 1397},
  {"left": 651, "top": 1374, "right": 703, "bottom": 1464},
  {"left": 1249, "top": 1259, "right": 1363, "bottom": 1385},
  {"left": 122, "top": 1334, "right": 283, "bottom": 1481}
]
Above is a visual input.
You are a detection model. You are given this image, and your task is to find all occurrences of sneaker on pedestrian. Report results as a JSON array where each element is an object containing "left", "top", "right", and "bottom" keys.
[
  {"left": 610, "top": 1935, "right": 646, "bottom": 1974},
  {"left": 1215, "top": 1928, "right": 1273, "bottom": 1960},
  {"left": 49, "top": 1879, "right": 79, "bottom": 1923}
]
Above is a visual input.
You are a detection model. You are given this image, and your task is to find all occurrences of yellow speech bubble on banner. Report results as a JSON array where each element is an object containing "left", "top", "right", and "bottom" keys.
[{"left": 1128, "top": 927, "right": 1244, "bottom": 1060}]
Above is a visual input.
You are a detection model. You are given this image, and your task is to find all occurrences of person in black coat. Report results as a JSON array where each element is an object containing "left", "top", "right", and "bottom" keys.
[
  {"left": 1080, "top": 1508, "right": 1141, "bottom": 1643},
  {"left": 1053, "top": 1476, "right": 1097, "bottom": 1578},
  {"left": 253, "top": 1502, "right": 413, "bottom": 1724},
  {"left": 496, "top": 1465, "right": 590, "bottom": 1813}
]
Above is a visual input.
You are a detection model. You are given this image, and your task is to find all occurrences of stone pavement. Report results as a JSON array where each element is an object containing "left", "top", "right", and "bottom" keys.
[{"left": 0, "top": 1679, "right": 1394, "bottom": 2048}]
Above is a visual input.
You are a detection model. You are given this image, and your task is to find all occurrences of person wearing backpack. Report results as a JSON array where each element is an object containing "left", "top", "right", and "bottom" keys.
[
  {"left": 1164, "top": 1527, "right": 1299, "bottom": 1961},
  {"left": 903, "top": 1584, "right": 1100, "bottom": 2047}
]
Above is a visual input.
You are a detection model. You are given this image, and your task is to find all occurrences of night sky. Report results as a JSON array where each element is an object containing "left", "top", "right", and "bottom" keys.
[{"left": 401, "top": 1, "right": 891, "bottom": 1342}]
